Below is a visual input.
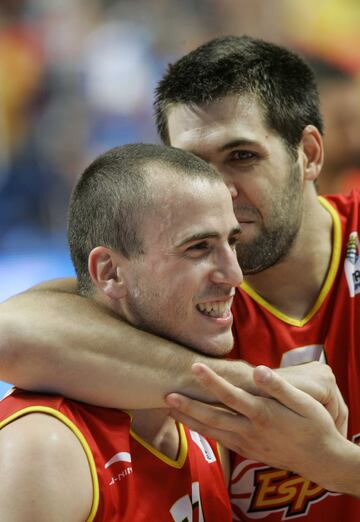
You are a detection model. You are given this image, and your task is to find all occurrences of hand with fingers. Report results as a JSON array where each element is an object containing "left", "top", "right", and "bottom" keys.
[
  {"left": 275, "top": 361, "right": 348, "bottom": 435},
  {"left": 166, "top": 364, "right": 357, "bottom": 494}
]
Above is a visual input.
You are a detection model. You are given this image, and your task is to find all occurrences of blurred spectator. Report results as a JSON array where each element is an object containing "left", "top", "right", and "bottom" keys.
[
  {"left": 80, "top": 16, "right": 158, "bottom": 160},
  {"left": 0, "top": 1, "right": 71, "bottom": 247},
  {"left": 306, "top": 56, "right": 360, "bottom": 195}
]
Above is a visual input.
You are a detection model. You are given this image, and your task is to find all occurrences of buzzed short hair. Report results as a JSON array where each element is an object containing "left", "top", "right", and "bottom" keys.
[{"left": 68, "top": 143, "right": 221, "bottom": 294}]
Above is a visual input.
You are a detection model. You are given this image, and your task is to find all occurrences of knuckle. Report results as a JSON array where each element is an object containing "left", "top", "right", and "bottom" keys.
[
  {"left": 219, "top": 389, "right": 238, "bottom": 407},
  {"left": 326, "top": 368, "right": 336, "bottom": 384},
  {"left": 321, "top": 364, "right": 336, "bottom": 383},
  {"left": 340, "top": 403, "right": 349, "bottom": 420},
  {"left": 268, "top": 373, "right": 284, "bottom": 394},
  {"left": 249, "top": 401, "right": 269, "bottom": 427},
  {"left": 177, "top": 399, "right": 191, "bottom": 413}
]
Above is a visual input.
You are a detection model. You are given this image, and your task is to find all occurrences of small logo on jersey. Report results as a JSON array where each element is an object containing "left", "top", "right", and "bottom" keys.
[
  {"left": 108, "top": 466, "right": 133, "bottom": 486},
  {"left": 105, "top": 451, "right": 132, "bottom": 468},
  {"left": 344, "top": 231, "right": 360, "bottom": 297},
  {"left": 190, "top": 431, "right": 216, "bottom": 463},
  {"left": 106, "top": 452, "right": 133, "bottom": 486},
  {"left": 230, "top": 460, "right": 338, "bottom": 520}
]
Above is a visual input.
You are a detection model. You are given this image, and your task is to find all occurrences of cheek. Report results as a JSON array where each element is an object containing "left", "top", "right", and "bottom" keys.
[
  {"left": 168, "top": 269, "right": 206, "bottom": 306},
  {"left": 232, "top": 170, "right": 270, "bottom": 204},
  {"left": 169, "top": 274, "right": 198, "bottom": 300},
  {"left": 149, "top": 258, "right": 210, "bottom": 300}
]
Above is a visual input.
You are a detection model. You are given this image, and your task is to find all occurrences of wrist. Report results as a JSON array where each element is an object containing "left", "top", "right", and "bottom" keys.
[
  {"left": 308, "top": 437, "right": 360, "bottom": 496},
  {"left": 206, "top": 358, "right": 257, "bottom": 394}
]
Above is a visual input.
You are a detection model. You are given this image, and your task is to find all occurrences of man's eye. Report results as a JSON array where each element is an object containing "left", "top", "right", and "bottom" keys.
[
  {"left": 188, "top": 242, "right": 208, "bottom": 251},
  {"left": 186, "top": 242, "right": 210, "bottom": 257},
  {"left": 230, "top": 150, "right": 255, "bottom": 161}
]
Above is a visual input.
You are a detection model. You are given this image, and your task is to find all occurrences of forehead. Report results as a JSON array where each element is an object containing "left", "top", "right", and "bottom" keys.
[
  {"left": 142, "top": 177, "right": 238, "bottom": 248},
  {"left": 167, "top": 95, "right": 270, "bottom": 153}
]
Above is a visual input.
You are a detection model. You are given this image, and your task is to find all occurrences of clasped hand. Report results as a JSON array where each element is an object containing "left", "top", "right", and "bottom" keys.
[{"left": 166, "top": 362, "right": 348, "bottom": 488}]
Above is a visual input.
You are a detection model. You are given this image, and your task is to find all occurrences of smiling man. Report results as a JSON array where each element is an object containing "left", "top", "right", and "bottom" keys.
[
  {"left": 0, "top": 144, "right": 240, "bottom": 521},
  {"left": 0, "top": 35, "right": 359, "bottom": 521}
]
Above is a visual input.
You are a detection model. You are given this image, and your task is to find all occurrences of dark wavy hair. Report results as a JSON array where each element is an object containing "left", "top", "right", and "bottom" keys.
[{"left": 155, "top": 35, "right": 323, "bottom": 155}]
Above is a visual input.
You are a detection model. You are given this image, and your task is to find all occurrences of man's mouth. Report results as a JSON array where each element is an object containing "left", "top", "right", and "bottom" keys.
[{"left": 196, "top": 298, "right": 233, "bottom": 318}]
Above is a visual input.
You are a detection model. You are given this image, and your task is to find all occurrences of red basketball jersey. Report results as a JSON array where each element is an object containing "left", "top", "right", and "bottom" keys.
[
  {"left": 0, "top": 390, "right": 231, "bottom": 521},
  {"left": 229, "top": 191, "right": 360, "bottom": 520}
]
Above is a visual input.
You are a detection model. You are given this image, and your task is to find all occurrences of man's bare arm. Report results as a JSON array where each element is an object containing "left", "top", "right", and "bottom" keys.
[
  {"left": 0, "top": 279, "right": 255, "bottom": 408},
  {"left": 0, "top": 280, "right": 347, "bottom": 425}
]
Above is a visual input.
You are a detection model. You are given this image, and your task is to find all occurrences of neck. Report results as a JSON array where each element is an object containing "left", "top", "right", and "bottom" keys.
[
  {"left": 244, "top": 190, "right": 333, "bottom": 320},
  {"left": 130, "top": 409, "right": 179, "bottom": 460}
]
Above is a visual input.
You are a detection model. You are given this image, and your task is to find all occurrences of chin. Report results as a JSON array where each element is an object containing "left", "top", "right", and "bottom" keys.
[
  {"left": 194, "top": 338, "right": 234, "bottom": 358},
  {"left": 164, "top": 330, "right": 234, "bottom": 358}
]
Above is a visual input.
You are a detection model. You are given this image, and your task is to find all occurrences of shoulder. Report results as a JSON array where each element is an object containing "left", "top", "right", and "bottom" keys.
[
  {"left": 0, "top": 411, "right": 91, "bottom": 466},
  {"left": 0, "top": 413, "right": 94, "bottom": 521}
]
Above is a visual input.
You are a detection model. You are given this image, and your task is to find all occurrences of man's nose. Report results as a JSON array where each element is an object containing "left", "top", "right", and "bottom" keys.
[
  {"left": 211, "top": 246, "right": 243, "bottom": 287},
  {"left": 219, "top": 172, "right": 239, "bottom": 200}
]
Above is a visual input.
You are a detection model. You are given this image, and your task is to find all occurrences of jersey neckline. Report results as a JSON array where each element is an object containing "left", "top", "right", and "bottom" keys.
[
  {"left": 239, "top": 196, "right": 342, "bottom": 327},
  {"left": 130, "top": 421, "right": 188, "bottom": 469}
]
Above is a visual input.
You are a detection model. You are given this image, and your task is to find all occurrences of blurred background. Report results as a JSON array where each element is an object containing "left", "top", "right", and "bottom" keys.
[{"left": 0, "top": 0, "right": 360, "bottom": 394}]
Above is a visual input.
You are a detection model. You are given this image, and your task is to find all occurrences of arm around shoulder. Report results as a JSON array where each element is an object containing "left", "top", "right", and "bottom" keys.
[
  {"left": 0, "top": 279, "right": 257, "bottom": 409},
  {"left": 0, "top": 278, "right": 255, "bottom": 408},
  {"left": 0, "top": 412, "right": 94, "bottom": 521},
  {"left": 0, "top": 278, "right": 82, "bottom": 389}
]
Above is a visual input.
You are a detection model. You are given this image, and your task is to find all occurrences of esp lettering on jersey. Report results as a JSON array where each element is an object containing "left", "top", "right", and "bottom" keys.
[{"left": 230, "top": 461, "right": 339, "bottom": 520}]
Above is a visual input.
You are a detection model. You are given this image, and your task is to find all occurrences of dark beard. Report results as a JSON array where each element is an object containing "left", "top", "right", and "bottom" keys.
[
  {"left": 236, "top": 162, "right": 303, "bottom": 275},
  {"left": 236, "top": 225, "right": 298, "bottom": 274}
]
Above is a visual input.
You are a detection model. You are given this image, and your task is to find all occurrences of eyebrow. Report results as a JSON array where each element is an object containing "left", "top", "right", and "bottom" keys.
[
  {"left": 218, "top": 139, "right": 259, "bottom": 152},
  {"left": 176, "top": 225, "right": 242, "bottom": 247},
  {"left": 186, "top": 139, "right": 259, "bottom": 159}
]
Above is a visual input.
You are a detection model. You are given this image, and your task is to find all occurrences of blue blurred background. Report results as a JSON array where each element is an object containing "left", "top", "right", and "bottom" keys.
[{"left": 1, "top": 0, "right": 360, "bottom": 396}]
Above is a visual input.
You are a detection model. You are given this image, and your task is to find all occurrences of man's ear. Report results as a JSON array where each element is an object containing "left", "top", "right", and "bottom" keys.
[
  {"left": 300, "top": 125, "right": 324, "bottom": 182},
  {"left": 88, "top": 246, "right": 127, "bottom": 299}
]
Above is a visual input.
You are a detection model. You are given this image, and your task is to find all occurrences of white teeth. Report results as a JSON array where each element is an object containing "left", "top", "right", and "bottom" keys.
[{"left": 197, "top": 300, "right": 231, "bottom": 317}]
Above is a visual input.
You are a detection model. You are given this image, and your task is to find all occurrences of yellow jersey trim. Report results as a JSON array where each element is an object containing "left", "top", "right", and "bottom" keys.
[
  {"left": 216, "top": 441, "right": 222, "bottom": 463},
  {"left": 240, "top": 196, "right": 342, "bottom": 327},
  {"left": 130, "top": 422, "right": 188, "bottom": 469},
  {"left": 0, "top": 405, "right": 99, "bottom": 522}
]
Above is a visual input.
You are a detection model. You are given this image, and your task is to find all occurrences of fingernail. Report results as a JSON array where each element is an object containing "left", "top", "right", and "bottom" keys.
[
  {"left": 166, "top": 394, "right": 181, "bottom": 408},
  {"left": 192, "top": 363, "right": 206, "bottom": 378},
  {"left": 255, "top": 365, "right": 273, "bottom": 383}
]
